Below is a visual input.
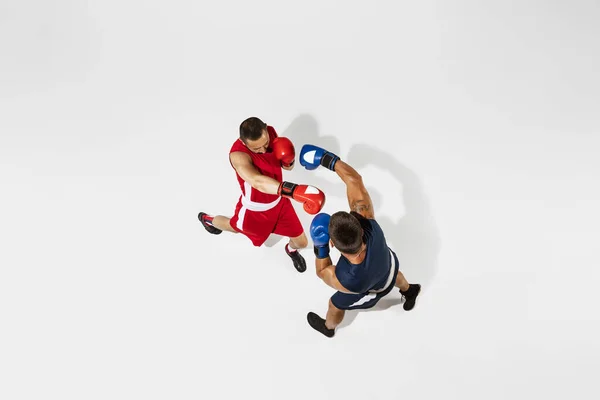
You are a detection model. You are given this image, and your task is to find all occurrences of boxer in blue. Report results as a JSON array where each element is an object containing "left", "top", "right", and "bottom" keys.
[{"left": 299, "top": 144, "right": 421, "bottom": 338}]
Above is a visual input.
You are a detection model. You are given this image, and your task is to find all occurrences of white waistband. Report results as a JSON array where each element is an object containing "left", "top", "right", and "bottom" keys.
[
  {"left": 241, "top": 194, "right": 281, "bottom": 212},
  {"left": 369, "top": 248, "right": 397, "bottom": 293}
]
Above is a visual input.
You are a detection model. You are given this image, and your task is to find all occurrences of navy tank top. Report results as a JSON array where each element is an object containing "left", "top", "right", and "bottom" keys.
[{"left": 334, "top": 215, "right": 393, "bottom": 293}]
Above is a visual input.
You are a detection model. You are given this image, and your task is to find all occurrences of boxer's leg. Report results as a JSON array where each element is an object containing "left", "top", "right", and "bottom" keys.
[
  {"left": 212, "top": 215, "right": 238, "bottom": 233},
  {"left": 273, "top": 198, "right": 308, "bottom": 272},
  {"left": 393, "top": 269, "right": 410, "bottom": 292},
  {"left": 288, "top": 232, "right": 308, "bottom": 249},
  {"left": 325, "top": 299, "right": 345, "bottom": 330},
  {"left": 390, "top": 253, "right": 420, "bottom": 310}
]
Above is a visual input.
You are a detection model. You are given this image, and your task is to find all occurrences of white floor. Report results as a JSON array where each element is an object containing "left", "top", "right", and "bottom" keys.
[{"left": 2, "top": 1, "right": 600, "bottom": 399}]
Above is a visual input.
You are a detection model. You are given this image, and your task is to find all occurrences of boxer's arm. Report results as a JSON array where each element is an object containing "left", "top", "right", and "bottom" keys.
[
  {"left": 334, "top": 160, "right": 375, "bottom": 219},
  {"left": 315, "top": 257, "right": 355, "bottom": 294},
  {"left": 230, "top": 151, "right": 280, "bottom": 194}
]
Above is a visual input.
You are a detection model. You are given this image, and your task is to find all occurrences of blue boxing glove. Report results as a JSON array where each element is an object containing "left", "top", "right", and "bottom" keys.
[
  {"left": 299, "top": 144, "right": 340, "bottom": 171},
  {"left": 310, "top": 212, "right": 331, "bottom": 259}
]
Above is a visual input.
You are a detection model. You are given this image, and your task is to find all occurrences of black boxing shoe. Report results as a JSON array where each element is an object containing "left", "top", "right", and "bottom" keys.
[
  {"left": 307, "top": 312, "right": 335, "bottom": 338},
  {"left": 285, "top": 244, "right": 306, "bottom": 273},
  {"left": 198, "top": 212, "right": 222, "bottom": 235},
  {"left": 400, "top": 284, "right": 421, "bottom": 311}
]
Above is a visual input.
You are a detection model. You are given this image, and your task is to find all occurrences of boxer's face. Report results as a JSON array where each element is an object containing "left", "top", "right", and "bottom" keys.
[{"left": 244, "top": 129, "right": 270, "bottom": 154}]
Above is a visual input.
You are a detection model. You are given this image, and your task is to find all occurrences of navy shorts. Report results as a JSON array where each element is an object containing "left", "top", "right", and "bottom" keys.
[{"left": 330, "top": 253, "right": 400, "bottom": 310}]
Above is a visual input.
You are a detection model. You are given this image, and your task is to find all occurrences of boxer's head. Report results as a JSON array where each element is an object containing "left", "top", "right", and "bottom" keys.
[
  {"left": 240, "top": 117, "right": 270, "bottom": 154},
  {"left": 329, "top": 211, "right": 365, "bottom": 255}
]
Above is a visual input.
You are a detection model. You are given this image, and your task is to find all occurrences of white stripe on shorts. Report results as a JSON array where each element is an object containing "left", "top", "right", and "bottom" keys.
[
  {"left": 348, "top": 293, "right": 378, "bottom": 308},
  {"left": 369, "top": 248, "right": 396, "bottom": 294}
]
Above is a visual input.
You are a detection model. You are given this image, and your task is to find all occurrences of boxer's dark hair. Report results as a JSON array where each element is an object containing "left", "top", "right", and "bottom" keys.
[
  {"left": 239, "top": 117, "right": 267, "bottom": 142},
  {"left": 329, "top": 211, "right": 365, "bottom": 254}
]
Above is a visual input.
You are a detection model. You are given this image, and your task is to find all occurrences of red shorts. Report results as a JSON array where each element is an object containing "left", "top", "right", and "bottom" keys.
[{"left": 229, "top": 196, "right": 304, "bottom": 246}]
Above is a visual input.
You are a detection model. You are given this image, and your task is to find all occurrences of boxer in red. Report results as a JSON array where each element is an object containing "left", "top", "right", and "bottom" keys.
[{"left": 198, "top": 117, "right": 326, "bottom": 272}]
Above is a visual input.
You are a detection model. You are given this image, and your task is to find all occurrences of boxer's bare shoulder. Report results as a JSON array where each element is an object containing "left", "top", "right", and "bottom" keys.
[
  {"left": 229, "top": 151, "right": 252, "bottom": 168},
  {"left": 230, "top": 151, "right": 259, "bottom": 184},
  {"left": 351, "top": 199, "right": 373, "bottom": 219}
]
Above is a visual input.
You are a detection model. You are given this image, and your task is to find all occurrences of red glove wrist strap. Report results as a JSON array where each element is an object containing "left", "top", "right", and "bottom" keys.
[{"left": 278, "top": 181, "right": 297, "bottom": 197}]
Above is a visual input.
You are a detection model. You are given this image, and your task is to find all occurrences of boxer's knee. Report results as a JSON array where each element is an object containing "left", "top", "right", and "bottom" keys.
[
  {"left": 328, "top": 299, "right": 340, "bottom": 312},
  {"left": 290, "top": 232, "right": 308, "bottom": 249}
]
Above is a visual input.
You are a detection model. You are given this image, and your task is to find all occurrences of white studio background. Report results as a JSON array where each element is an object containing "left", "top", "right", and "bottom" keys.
[{"left": 1, "top": 1, "right": 599, "bottom": 399}]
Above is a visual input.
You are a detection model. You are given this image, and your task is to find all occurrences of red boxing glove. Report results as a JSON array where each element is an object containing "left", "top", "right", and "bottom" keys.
[
  {"left": 272, "top": 137, "right": 295, "bottom": 167},
  {"left": 278, "top": 181, "right": 325, "bottom": 215}
]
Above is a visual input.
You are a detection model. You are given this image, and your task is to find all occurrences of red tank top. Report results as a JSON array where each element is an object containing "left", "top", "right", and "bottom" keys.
[{"left": 229, "top": 126, "right": 282, "bottom": 204}]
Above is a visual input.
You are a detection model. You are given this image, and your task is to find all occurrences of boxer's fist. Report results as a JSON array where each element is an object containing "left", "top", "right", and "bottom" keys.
[
  {"left": 278, "top": 181, "right": 325, "bottom": 215},
  {"left": 310, "top": 213, "right": 331, "bottom": 258},
  {"left": 272, "top": 137, "right": 295, "bottom": 168},
  {"left": 299, "top": 144, "right": 339, "bottom": 171}
]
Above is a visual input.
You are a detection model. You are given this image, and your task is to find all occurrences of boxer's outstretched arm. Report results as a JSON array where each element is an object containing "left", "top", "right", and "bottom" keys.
[
  {"left": 231, "top": 151, "right": 326, "bottom": 214},
  {"left": 333, "top": 160, "right": 375, "bottom": 219},
  {"left": 230, "top": 151, "right": 280, "bottom": 194}
]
